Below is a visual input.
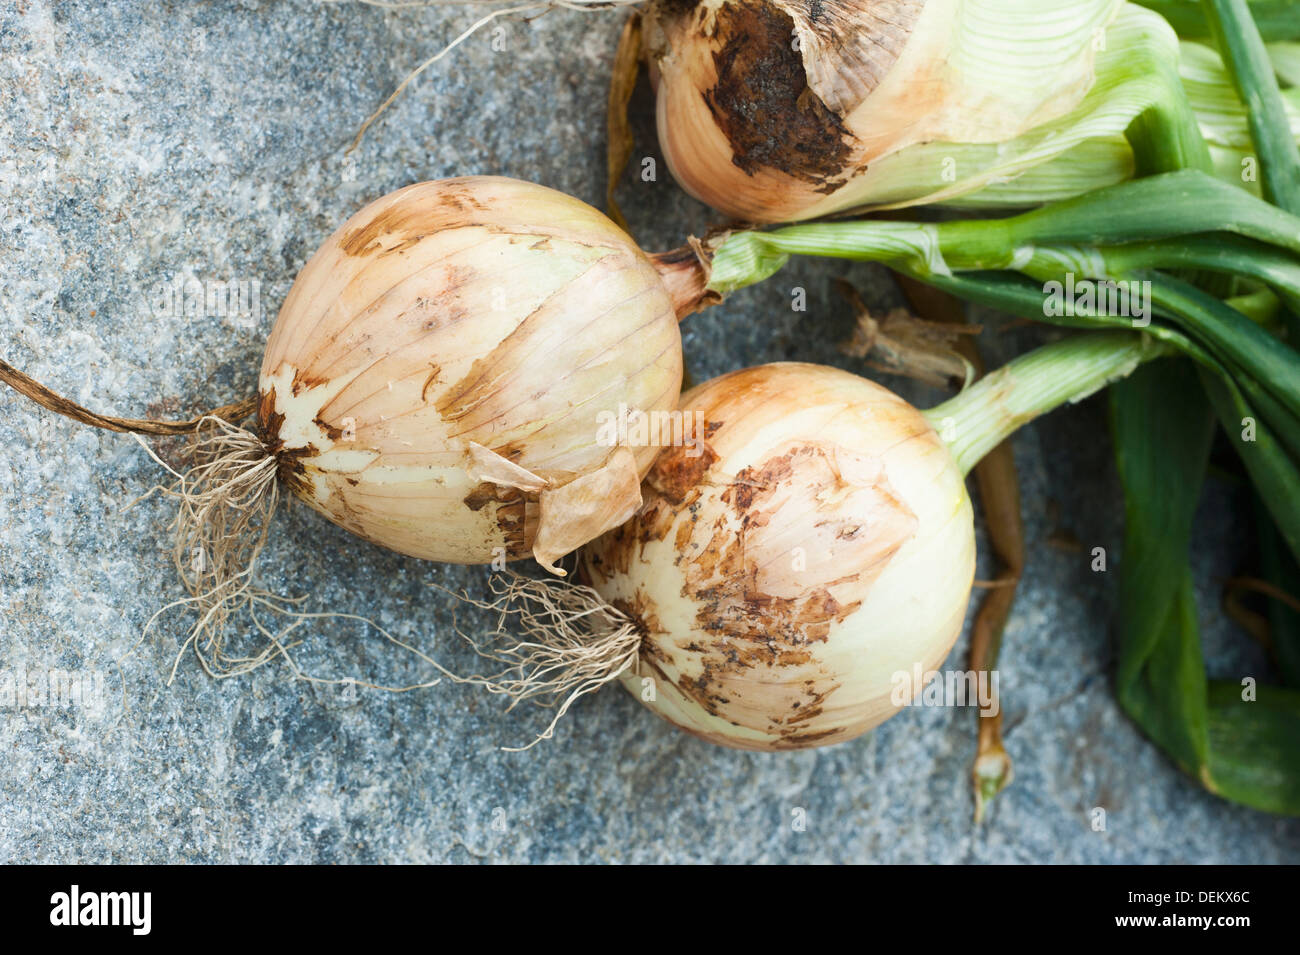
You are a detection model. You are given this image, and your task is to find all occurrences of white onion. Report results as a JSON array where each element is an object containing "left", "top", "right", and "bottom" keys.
[
  {"left": 643, "top": 0, "right": 1125, "bottom": 222},
  {"left": 258, "top": 176, "right": 684, "bottom": 571},
  {"left": 582, "top": 362, "right": 975, "bottom": 749}
]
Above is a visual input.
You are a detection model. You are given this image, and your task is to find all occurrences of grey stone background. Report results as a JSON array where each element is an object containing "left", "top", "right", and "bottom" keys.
[{"left": 0, "top": 0, "right": 1296, "bottom": 863}]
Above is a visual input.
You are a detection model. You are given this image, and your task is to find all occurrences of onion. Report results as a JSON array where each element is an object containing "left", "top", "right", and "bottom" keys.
[
  {"left": 0, "top": 163, "right": 1164, "bottom": 717},
  {"left": 258, "top": 175, "right": 683, "bottom": 573},
  {"left": 583, "top": 362, "right": 974, "bottom": 749},
  {"left": 468, "top": 332, "right": 1160, "bottom": 749},
  {"left": 1, "top": 175, "right": 690, "bottom": 677},
  {"left": 638, "top": 0, "right": 1157, "bottom": 222}
]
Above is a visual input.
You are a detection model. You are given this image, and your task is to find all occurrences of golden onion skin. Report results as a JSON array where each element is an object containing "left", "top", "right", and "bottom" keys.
[
  {"left": 257, "top": 176, "right": 683, "bottom": 567},
  {"left": 583, "top": 363, "right": 975, "bottom": 750}
]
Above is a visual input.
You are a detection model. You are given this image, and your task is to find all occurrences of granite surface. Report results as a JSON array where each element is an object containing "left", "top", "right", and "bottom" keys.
[{"left": 1, "top": 0, "right": 1297, "bottom": 863}]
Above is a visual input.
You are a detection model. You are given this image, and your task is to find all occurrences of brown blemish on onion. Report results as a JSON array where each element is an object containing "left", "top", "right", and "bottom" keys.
[
  {"left": 420, "top": 364, "right": 442, "bottom": 402},
  {"left": 290, "top": 367, "right": 329, "bottom": 397},
  {"left": 463, "top": 481, "right": 533, "bottom": 558},
  {"left": 314, "top": 415, "right": 344, "bottom": 442},
  {"left": 611, "top": 589, "right": 663, "bottom": 643},
  {"left": 645, "top": 441, "right": 718, "bottom": 506},
  {"left": 463, "top": 482, "right": 505, "bottom": 512},
  {"left": 255, "top": 386, "right": 338, "bottom": 505},
  {"left": 338, "top": 210, "right": 412, "bottom": 256},
  {"left": 272, "top": 443, "right": 319, "bottom": 499},
  {"left": 498, "top": 500, "right": 534, "bottom": 558},
  {"left": 338, "top": 183, "right": 489, "bottom": 258},
  {"left": 589, "top": 439, "right": 719, "bottom": 563},
  {"left": 770, "top": 727, "right": 843, "bottom": 749},
  {"left": 703, "top": 0, "right": 853, "bottom": 192},
  {"left": 256, "top": 387, "right": 282, "bottom": 445},
  {"left": 256, "top": 385, "right": 328, "bottom": 499},
  {"left": 657, "top": 441, "right": 917, "bottom": 740}
]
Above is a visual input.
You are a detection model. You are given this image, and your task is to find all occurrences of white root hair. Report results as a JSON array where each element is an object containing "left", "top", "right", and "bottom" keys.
[
  {"left": 440, "top": 571, "right": 643, "bottom": 751},
  {"left": 128, "top": 417, "right": 453, "bottom": 693},
  {"left": 0, "top": 361, "right": 460, "bottom": 695},
  {"left": 125, "top": 421, "right": 641, "bottom": 738}
]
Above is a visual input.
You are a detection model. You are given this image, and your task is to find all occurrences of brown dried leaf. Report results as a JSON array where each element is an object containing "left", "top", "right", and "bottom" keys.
[
  {"left": 836, "top": 279, "right": 977, "bottom": 388},
  {"left": 606, "top": 12, "right": 643, "bottom": 234}
]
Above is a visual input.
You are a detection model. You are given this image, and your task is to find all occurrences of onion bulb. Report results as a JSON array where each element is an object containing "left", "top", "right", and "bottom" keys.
[
  {"left": 582, "top": 362, "right": 974, "bottom": 749},
  {"left": 464, "top": 333, "right": 1156, "bottom": 750},
  {"left": 258, "top": 175, "right": 684, "bottom": 572},
  {"left": 641, "top": 0, "right": 1129, "bottom": 222},
  {"left": 1, "top": 175, "right": 696, "bottom": 676}
]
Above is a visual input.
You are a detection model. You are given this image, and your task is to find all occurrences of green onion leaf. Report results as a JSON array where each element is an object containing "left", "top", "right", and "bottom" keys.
[
  {"left": 1135, "top": 0, "right": 1300, "bottom": 41},
  {"left": 1203, "top": 0, "right": 1300, "bottom": 210},
  {"left": 1111, "top": 360, "right": 1215, "bottom": 779}
]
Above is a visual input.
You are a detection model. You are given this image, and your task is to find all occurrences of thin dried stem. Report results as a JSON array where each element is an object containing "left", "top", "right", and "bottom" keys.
[
  {"left": 899, "top": 276, "right": 1020, "bottom": 823},
  {"left": 438, "top": 572, "right": 642, "bottom": 750},
  {"left": 338, "top": 0, "right": 642, "bottom": 152},
  {"left": 0, "top": 358, "right": 256, "bottom": 434}
]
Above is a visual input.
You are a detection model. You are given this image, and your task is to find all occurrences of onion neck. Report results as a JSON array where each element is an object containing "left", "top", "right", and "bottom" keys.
[
  {"left": 648, "top": 240, "right": 721, "bottom": 320},
  {"left": 923, "top": 332, "right": 1170, "bottom": 476}
]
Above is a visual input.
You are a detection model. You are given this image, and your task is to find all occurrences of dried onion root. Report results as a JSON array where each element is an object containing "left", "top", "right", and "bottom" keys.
[{"left": 439, "top": 573, "right": 642, "bottom": 750}]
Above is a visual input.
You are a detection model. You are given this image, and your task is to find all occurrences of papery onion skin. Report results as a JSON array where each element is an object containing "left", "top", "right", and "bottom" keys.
[
  {"left": 257, "top": 176, "right": 683, "bottom": 568},
  {"left": 583, "top": 363, "right": 975, "bottom": 750}
]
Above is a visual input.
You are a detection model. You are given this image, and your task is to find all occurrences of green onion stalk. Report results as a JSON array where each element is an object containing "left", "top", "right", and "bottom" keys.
[
  {"left": 1135, "top": 0, "right": 1300, "bottom": 41},
  {"left": 921, "top": 333, "right": 1171, "bottom": 477},
  {"left": 947, "top": 4, "right": 1300, "bottom": 209}
]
